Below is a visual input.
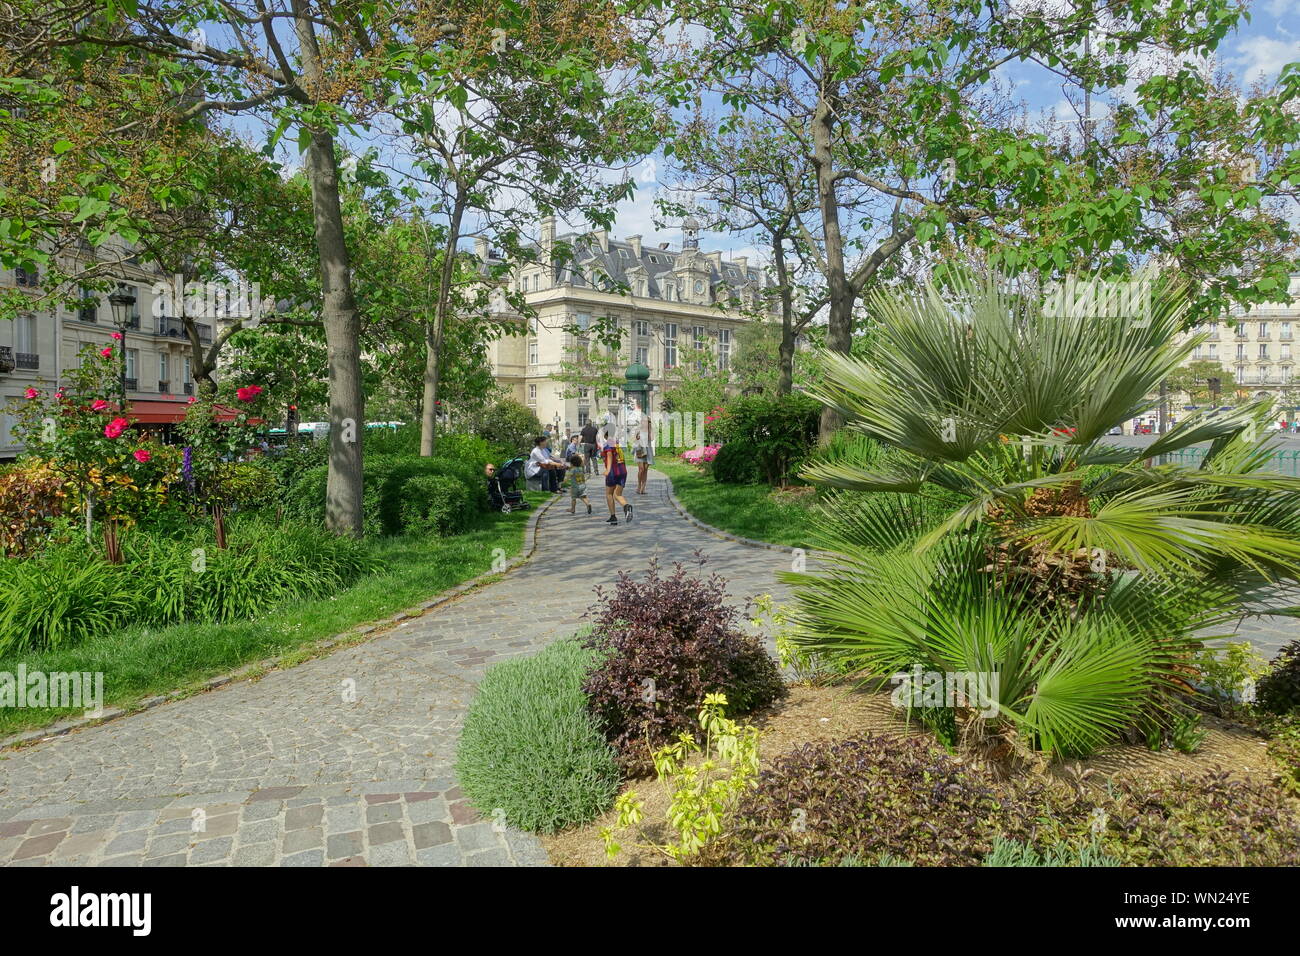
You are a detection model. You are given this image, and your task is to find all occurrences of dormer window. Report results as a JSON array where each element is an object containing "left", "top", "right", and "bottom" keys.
[
  {"left": 649, "top": 255, "right": 659, "bottom": 264},
  {"left": 618, "top": 249, "right": 630, "bottom": 258}
]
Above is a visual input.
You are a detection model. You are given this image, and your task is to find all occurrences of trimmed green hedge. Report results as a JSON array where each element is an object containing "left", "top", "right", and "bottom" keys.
[
  {"left": 284, "top": 453, "right": 487, "bottom": 537},
  {"left": 455, "top": 638, "right": 620, "bottom": 833}
]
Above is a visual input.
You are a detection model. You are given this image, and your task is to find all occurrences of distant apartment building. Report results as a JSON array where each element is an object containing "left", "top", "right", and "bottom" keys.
[
  {"left": 1, "top": 250, "right": 213, "bottom": 460},
  {"left": 483, "top": 216, "right": 776, "bottom": 432},
  {"left": 1177, "top": 273, "right": 1300, "bottom": 409}
]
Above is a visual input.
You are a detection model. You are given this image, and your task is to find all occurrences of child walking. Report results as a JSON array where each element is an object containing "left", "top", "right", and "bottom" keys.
[{"left": 566, "top": 454, "right": 593, "bottom": 514}]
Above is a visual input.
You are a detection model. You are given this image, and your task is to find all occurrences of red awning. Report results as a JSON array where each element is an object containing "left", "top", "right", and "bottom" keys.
[{"left": 125, "top": 399, "right": 264, "bottom": 425}]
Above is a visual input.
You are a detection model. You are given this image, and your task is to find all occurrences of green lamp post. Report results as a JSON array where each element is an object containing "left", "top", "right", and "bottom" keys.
[{"left": 622, "top": 361, "right": 652, "bottom": 418}]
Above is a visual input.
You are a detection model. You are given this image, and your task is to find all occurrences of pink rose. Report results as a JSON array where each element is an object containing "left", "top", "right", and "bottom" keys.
[
  {"left": 100, "top": 347, "right": 113, "bottom": 357},
  {"left": 110, "top": 332, "right": 123, "bottom": 340},
  {"left": 104, "top": 417, "right": 129, "bottom": 439},
  {"left": 91, "top": 399, "right": 110, "bottom": 411},
  {"left": 186, "top": 397, "right": 196, "bottom": 404},
  {"left": 132, "top": 448, "right": 151, "bottom": 463},
  {"left": 24, "top": 387, "right": 38, "bottom": 399},
  {"left": 235, "top": 385, "right": 264, "bottom": 402}
]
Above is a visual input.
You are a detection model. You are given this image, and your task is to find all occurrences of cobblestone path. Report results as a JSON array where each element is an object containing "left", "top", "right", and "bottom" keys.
[{"left": 0, "top": 472, "right": 797, "bottom": 866}]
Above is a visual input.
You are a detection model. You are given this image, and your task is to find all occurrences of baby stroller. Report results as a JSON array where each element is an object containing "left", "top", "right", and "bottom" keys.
[{"left": 488, "top": 456, "right": 530, "bottom": 513}]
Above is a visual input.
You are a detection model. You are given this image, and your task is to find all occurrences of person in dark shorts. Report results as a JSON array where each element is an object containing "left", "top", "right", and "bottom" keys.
[
  {"left": 566, "top": 454, "right": 593, "bottom": 514},
  {"left": 580, "top": 420, "right": 600, "bottom": 475},
  {"left": 601, "top": 431, "right": 631, "bottom": 525}
]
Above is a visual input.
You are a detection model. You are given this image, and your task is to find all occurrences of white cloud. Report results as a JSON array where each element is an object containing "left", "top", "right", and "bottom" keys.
[{"left": 1231, "top": 35, "right": 1300, "bottom": 83}]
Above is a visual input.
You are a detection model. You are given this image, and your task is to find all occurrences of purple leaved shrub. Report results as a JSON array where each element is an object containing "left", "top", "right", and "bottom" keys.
[{"left": 581, "top": 560, "right": 786, "bottom": 775}]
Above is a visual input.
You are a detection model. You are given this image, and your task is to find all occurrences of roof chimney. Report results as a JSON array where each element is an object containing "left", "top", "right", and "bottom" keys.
[
  {"left": 659, "top": 242, "right": 670, "bottom": 249},
  {"left": 706, "top": 250, "right": 722, "bottom": 271},
  {"left": 475, "top": 236, "right": 489, "bottom": 262},
  {"left": 627, "top": 235, "right": 642, "bottom": 258},
  {"left": 733, "top": 256, "right": 747, "bottom": 271},
  {"left": 592, "top": 229, "right": 609, "bottom": 253}
]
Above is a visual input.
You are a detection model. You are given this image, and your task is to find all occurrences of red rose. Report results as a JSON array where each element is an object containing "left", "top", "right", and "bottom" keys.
[
  {"left": 235, "top": 385, "right": 264, "bottom": 402},
  {"left": 24, "top": 387, "right": 38, "bottom": 399},
  {"left": 91, "top": 399, "right": 110, "bottom": 411},
  {"left": 104, "top": 417, "right": 129, "bottom": 439},
  {"left": 132, "top": 448, "right": 151, "bottom": 463},
  {"left": 110, "top": 332, "right": 123, "bottom": 340},
  {"left": 101, "top": 347, "right": 113, "bottom": 357}
]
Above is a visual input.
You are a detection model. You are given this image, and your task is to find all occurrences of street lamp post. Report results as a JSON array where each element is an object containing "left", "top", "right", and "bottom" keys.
[{"left": 108, "top": 286, "right": 137, "bottom": 409}]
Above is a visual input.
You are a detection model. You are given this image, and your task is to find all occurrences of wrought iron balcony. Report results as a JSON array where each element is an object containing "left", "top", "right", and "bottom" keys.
[{"left": 15, "top": 352, "right": 38, "bottom": 370}]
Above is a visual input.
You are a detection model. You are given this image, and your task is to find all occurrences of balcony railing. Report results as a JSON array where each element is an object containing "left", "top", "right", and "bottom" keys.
[
  {"left": 15, "top": 352, "right": 38, "bottom": 370},
  {"left": 154, "top": 317, "right": 212, "bottom": 343},
  {"left": 158, "top": 380, "right": 170, "bottom": 393},
  {"left": 0, "top": 346, "right": 14, "bottom": 373},
  {"left": 124, "top": 377, "right": 138, "bottom": 390},
  {"left": 183, "top": 382, "right": 193, "bottom": 395}
]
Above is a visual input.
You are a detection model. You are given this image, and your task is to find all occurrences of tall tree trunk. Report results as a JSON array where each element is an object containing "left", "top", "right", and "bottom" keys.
[
  {"left": 295, "top": 5, "right": 364, "bottom": 536},
  {"left": 812, "top": 89, "right": 851, "bottom": 443},
  {"left": 421, "top": 197, "right": 466, "bottom": 456},
  {"left": 772, "top": 232, "right": 796, "bottom": 395}
]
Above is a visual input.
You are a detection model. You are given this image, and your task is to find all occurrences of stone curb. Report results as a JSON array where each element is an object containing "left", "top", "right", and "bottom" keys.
[{"left": 0, "top": 493, "right": 562, "bottom": 752}]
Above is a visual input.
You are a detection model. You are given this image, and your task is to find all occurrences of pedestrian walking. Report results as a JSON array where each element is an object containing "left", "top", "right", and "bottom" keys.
[
  {"left": 600, "top": 428, "right": 631, "bottom": 524},
  {"left": 566, "top": 454, "right": 593, "bottom": 514}
]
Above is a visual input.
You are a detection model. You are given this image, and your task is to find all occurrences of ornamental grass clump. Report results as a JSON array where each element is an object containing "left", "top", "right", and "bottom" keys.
[{"left": 456, "top": 638, "right": 620, "bottom": 833}]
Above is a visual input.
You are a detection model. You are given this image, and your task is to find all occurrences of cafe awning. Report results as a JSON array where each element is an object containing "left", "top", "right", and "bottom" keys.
[{"left": 125, "top": 399, "right": 264, "bottom": 425}]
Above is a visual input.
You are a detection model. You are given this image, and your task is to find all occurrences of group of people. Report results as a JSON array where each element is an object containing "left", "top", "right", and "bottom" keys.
[{"left": 524, "top": 418, "right": 653, "bottom": 525}]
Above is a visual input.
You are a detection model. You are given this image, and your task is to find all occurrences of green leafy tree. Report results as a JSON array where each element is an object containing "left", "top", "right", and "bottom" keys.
[{"left": 658, "top": 0, "right": 1300, "bottom": 440}]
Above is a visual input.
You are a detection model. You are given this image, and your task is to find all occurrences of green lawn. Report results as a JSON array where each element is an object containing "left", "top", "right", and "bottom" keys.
[
  {"left": 0, "top": 501, "right": 540, "bottom": 738},
  {"left": 655, "top": 457, "right": 820, "bottom": 549}
]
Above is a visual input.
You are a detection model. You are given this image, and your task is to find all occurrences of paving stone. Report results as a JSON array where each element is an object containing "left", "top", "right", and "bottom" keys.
[
  {"left": 283, "top": 828, "right": 323, "bottom": 854},
  {"left": 367, "top": 822, "right": 404, "bottom": 846},
  {"left": 366, "top": 841, "right": 414, "bottom": 866},
  {"left": 365, "top": 803, "right": 401, "bottom": 825},
  {"left": 464, "top": 848, "right": 512, "bottom": 867},
  {"left": 326, "top": 831, "right": 364, "bottom": 860},
  {"left": 142, "top": 854, "right": 188, "bottom": 867},
  {"left": 412, "top": 821, "right": 453, "bottom": 850},
  {"left": 281, "top": 849, "right": 325, "bottom": 868},
  {"left": 284, "top": 805, "right": 324, "bottom": 831},
  {"left": 232, "top": 842, "right": 277, "bottom": 867},
  {"left": 103, "top": 830, "right": 149, "bottom": 856},
  {"left": 189, "top": 836, "right": 234, "bottom": 864},
  {"left": 415, "top": 844, "right": 464, "bottom": 867}
]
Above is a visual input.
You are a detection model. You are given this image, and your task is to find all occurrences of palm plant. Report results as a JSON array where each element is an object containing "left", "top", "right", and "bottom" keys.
[{"left": 790, "top": 270, "right": 1300, "bottom": 758}]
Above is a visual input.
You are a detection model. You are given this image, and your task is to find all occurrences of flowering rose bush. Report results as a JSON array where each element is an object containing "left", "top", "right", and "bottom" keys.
[
  {"left": 681, "top": 444, "right": 723, "bottom": 467},
  {"left": 4, "top": 343, "right": 182, "bottom": 542}
]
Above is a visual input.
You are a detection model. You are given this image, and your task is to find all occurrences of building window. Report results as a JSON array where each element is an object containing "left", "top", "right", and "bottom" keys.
[
  {"left": 78, "top": 286, "right": 98, "bottom": 322},
  {"left": 15, "top": 313, "right": 35, "bottom": 354},
  {"left": 1192, "top": 346, "right": 1203, "bottom": 360},
  {"left": 1236, "top": 364, "right": 1246, "bottom": 382},
  {"left": 14, "top": 266, "right": 38, "bottom": 288},
  {"left": 1260, "top": 344, "right": 1270, "bottom": 360},
  {"left": 635, "top": 345, "right": 649, "bottom": 365},
  {"left": 1282, "top": 366, "right": 1293, "bottom": 384},
  {"left": 1260, "top": 322, "right": 1270, "bottom": 338},
  {"left": 719, "top": 329, "right": 731, "bottom": 370},
  {"left": 1208, "top": 344, "right": 1217, "bottom": 360},
  {"left": 578, "top": 409, "right": 590, "bottom": 427},
  {"left": 1236, "top": 322, "right": 1247, "bottom": 337},
  {"left": 634, "top": 319, "right": 649, "bottom": 337},
  {"left": 1261, "top": 365, "right": 1273, "bottom": 383},
  {"left": 1283, "top": 344, "right": 1292, "bottom": 360},
  {"left": 528, "top": 341, "right": 539, "bottom": 366},
  {"left": 608, "top": 386, "right": 618, "bottom": 400},
  {"left": 159, "top": 352, "right": 169, "bottom": 387},
  {"left": 1282, "top": 322, "right": 1292, "bottom": 340},
  {"left": 649, "top": 255, "right": 658, "bottom": 264},
  {"left": 618, "top": 248, "right": 629, "bottom": 258},
  {"left": 126, "top": 348, "right": 138, "bottom": 378},
  {"left": 528, "top": 384, "right": 537, "bottom": 405},
  {"left": 663, "top": 323, "right": 677, "bottom": 369},
  {"left": 184, "top": 357, "right": 192, "bottom": 383},
  {"left": 1237, "top": 344, "right": 1246, "bottom": 361}
]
